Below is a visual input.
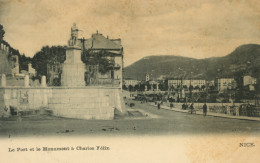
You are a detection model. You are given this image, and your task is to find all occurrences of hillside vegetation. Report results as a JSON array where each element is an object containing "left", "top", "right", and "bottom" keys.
[{"left": 123, "top": 44, "right": 260, "bottom": 81}]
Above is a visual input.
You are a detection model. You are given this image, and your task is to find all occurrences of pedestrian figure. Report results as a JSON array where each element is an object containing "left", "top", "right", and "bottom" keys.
[
  {"left": 190, "top": 103, "right": 194, "bottom": 114},
  {"left": 157, "top": 102, "right": 161, "bottom": 110},
  {"left": 203, "top": 103, "right": 207, "bottom": 116},
  {"left": 182, "top": 103, "right": 186, "bottom": 110},
  {"left": 170, "top": 102, "right": 173, "bottom": 109}
]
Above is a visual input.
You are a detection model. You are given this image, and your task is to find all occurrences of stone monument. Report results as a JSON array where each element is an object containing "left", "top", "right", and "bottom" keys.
[{"left": 61, "top": 23, "right": 86, "bottom": 86}]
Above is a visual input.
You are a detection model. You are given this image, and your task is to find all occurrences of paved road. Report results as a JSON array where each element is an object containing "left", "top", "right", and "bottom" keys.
[
  {"left": 0, "top": 101, "right": 259, "bottom": 138},
  {"left": 133, "top": 102, "right": 260, "bottom": 135}
]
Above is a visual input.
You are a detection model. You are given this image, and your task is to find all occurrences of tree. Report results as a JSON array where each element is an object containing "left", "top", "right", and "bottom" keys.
[
  {"left": 194, "top": 85, "right": 200, "bottom": 90},
  {"left": 128, "top": 85, "right": 134, "bottom": 92},
  {"left": 209, "top": 85, "right": 215, "bottom": 91},
  {"left": 189, "top": 85, "right": 194, "bottom": 91},
  {"left": 83, "top": 49, "right": 114, "bottom": 74},
  {"left": 134, "top": 84, "right": 140, "bottom": 91},
  {"left": 122, "top": 84, "right": 127, "bottom": 90},
  {"left": 140, "top": 84, "right": 145, "bottom": 91},
  {"left": 152, "top": 84, "right": 157, "bottom": 90},
  {"left": 159, "top": 83, "right": 165, "bottom": 91},
  {"left": 170, "top": 85, "right": 175, "bottom": 91},
  {"left": 19, "top": 54, "right": 32, "bottom": 71},
  {"left": 0, "top": 24, "right": 5, "bottom": 43},
  {"left": 201, "top": 85, "right": 206, "bottom": 91},
  {"left": 32, "top": 46, "right": 66, "bottom": 79},
  {"left": 147, "top": 83, "right": 151, "bottom": 90}
]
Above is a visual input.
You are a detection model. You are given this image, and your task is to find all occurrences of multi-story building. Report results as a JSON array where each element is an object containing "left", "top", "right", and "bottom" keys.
[
  {"left": 124, "top": 79, "right": 139, "bottom": 87},
  {"left": 78, "top": 31, "right": 123, "bottom": 88},
  {"left": 168, "top": 79, "right": 206, "bottom": 89},
  {"left": 168, "top": 79, "right": 182, "bottom": 89},
  {"left": 243, "top": 75, "right": 256, "bottom": 86},
  {"left": 215, "top": 78, "right": 235, "bottom": 92},
  {"left": 46, "top": 31, "right": 124, "bottom": 88}
]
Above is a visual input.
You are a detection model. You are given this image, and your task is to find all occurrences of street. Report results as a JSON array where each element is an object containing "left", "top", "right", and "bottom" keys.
[{"left": 0, "top": 101, "right": 259, "bottom": 138}]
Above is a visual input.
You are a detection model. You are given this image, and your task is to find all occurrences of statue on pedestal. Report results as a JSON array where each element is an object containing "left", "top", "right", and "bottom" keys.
[{"left": 68, "top": 23, "right": 79, "bottom": 46}]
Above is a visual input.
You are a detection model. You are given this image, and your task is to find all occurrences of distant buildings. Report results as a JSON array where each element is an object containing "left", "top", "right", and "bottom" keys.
[
  {"left": 243, "top": 75, "right": 256, "bottom": 86},
  {"left": 124, "top": 79, "right": 139, "bottom": 87},
  {"left": 243, "top": 75, "right": 257, "bottom": 91},
  {"left": 215, "top": 78, "right": 235, "bottom": 91},
  {"left": 168, "top": 79, "right": 206, "bottom": 89}
]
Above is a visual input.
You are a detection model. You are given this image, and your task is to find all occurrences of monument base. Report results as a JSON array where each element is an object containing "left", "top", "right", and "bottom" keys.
[
  {"left": 48, "top": 87, "right": 118, "bottom": 120},
  {"left": 61, "top": 63, "right": 86, "bottom": 86}
]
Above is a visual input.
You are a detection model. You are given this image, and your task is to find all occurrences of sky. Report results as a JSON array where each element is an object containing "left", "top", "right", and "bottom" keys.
[{"left": 0, "top": 0, "right": 260, "bottom": 66}]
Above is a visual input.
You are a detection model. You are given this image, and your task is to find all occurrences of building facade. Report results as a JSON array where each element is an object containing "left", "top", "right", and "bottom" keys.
[
  {"left": 124, "top": 79, "right": 139, "bottom": 87},
  {"left": 78, "top": 31, "right": 124, "bottom": 88},
  {"left": 47, "top": 63, "right": 62, "bottom": 86},
  {"left": 168, "top": 79, "right": 206, "bottom": 89},
  {"left": 243, "top": 75, "right": 257, "bottom": 86},
  {"left": 215, "top": 78, "right": 235, "bottom": 91}
]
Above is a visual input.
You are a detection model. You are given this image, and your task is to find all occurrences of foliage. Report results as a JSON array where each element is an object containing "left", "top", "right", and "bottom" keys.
[
  {"left": 19, "top": 54, "right": 32, "bottom": 71},
  {"left": 32, "top": 46, "right": 66, "bottom": 78},
  {"left": 128, "top": 85, "right": 134, "bottom": 91},
  {"left": 134, "top": 84, "right": 140, "bottom": 91},
  {"left": 0, "top": 24, "right": 5, "bottom": 42},
  {"left": 122, "top": 84, "right": 127, "bottom": 90},
  {"left": 124, "top": 44, "right": 260, "bottom": 81},
  {"left": 82, "top": 49, "right": 114, "bottom": 74}
]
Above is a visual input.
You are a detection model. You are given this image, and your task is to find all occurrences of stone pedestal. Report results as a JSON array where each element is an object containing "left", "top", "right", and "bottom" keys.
[
  {"left": 24, "top": 75, "right": 29, "bottom": 87},
  {"left": 61, "top": 63, "right": 86, "bottom": 86},
  {"left": 61, "top": 46, "right": 86, "bottom": 86},
  {"left": 41, "top": 76, "right": 47, "bottom": 87},
  {"left": 1, "top": 74, "right": 6, "bottom": 87}
]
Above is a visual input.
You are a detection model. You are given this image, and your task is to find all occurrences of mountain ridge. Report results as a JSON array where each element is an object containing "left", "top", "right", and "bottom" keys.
[{"left": 123, "top": 44, "right": 260, "bottom": 81}]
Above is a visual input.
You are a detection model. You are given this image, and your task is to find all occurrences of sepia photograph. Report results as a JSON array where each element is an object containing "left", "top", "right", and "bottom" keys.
[{"left": 0, "top": 0, "right": 260, "bottom": 162}]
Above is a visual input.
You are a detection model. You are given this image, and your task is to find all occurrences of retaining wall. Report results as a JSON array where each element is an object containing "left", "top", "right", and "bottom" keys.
[{"left": 0, "top": 86, "right": 125, "bottom": 120}]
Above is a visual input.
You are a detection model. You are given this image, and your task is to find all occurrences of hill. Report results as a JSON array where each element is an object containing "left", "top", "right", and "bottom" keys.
[{"left": 123, "top": 44, "right": 260, "bottom": 81}]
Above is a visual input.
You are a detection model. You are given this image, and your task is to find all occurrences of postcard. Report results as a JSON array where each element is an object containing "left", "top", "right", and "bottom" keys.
[{"left": 0, "top": 0, "right": 259, "bottom": 162}]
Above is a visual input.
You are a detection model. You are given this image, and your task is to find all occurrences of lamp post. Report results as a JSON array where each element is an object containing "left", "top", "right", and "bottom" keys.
[
  {"left": 178, "top": 67, "right": 186, "bottom": 101},
  {"left": 189, "top": 72, "right": 193, "bottom": 101}
]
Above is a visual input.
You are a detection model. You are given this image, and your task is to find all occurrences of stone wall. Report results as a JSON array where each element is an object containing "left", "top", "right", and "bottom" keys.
[
  {"left": 0, "top": 87, "right": 52, "bottom": 117},
  {"left": 0, "top": 86, "right": 125, "bottom": 120}
]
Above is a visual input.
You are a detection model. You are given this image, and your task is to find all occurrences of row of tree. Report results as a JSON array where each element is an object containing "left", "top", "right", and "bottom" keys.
[{"left": 123, "top": 82, "right": 168, "bottom": 92}]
